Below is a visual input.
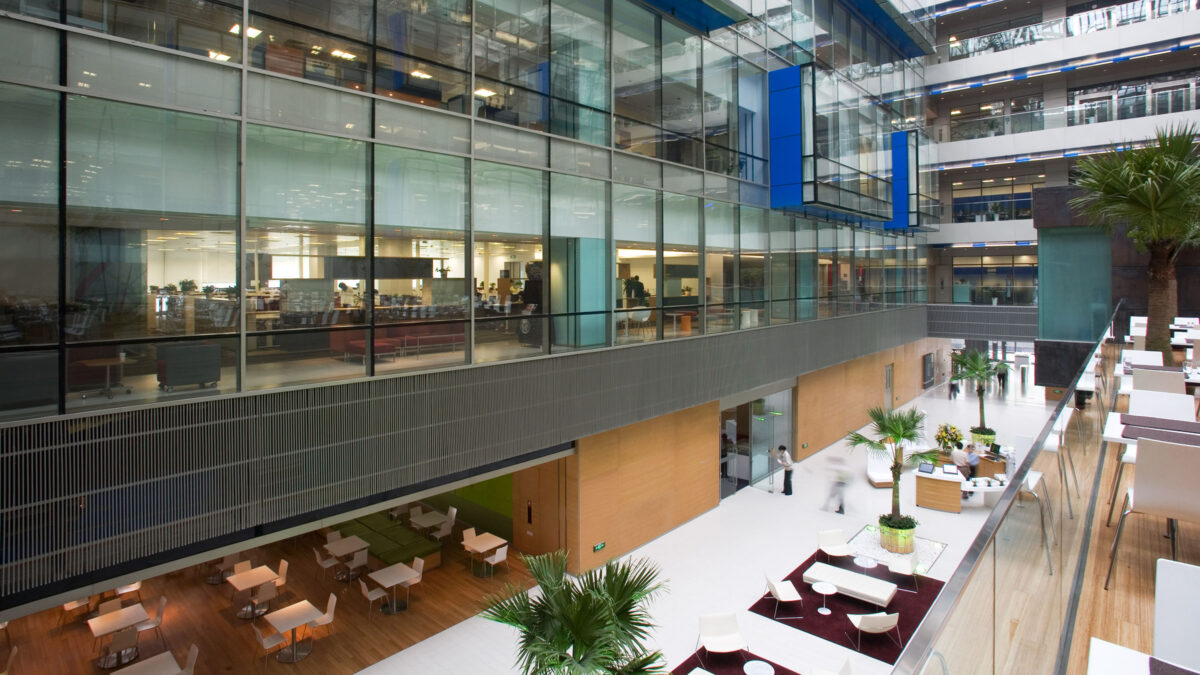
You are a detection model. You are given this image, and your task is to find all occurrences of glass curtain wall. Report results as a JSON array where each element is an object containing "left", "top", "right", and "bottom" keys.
[
  {"left": 474, "top": 0, "right": 550, "bottom": 131},
  {"left": 704, "top": 200, "right": 737, "bottom": 333},
  {"left": 768, "top": 212, "right": 794, "bottom": 325},
  {"left": 662, "top": 192, "right": 701, "bottom": 339},
  {"left": 549, "top": 173, "right": 608, "bottom": 351},
  {"left": 614, "top": 185, "right": 659, "bottom": 344},
  {"left": 613, "top": 0, "right": 660, "bottom": 158},
  {"left": 550, "top": 0, "right": 610, "bottom": 144},
  {"left": 739, "top": 206, "right": 767, "bottom": 327}
]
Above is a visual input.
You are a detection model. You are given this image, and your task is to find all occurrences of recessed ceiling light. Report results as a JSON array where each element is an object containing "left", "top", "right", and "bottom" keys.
[
  {"left": 474, "top": 88, "right": 497, "bottom": 97},
  {"left": 411, "top": 70, "right": 433, "bottom": 79}
]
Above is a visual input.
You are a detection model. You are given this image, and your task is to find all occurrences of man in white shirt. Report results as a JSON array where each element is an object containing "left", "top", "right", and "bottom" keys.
[{"left": 773, "top": 445, "right": 795, "bottom": 496}]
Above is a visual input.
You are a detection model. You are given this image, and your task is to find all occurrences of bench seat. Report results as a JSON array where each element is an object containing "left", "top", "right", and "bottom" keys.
[{"left": 802, "top": 561, "right": 897, "bottom": 608}]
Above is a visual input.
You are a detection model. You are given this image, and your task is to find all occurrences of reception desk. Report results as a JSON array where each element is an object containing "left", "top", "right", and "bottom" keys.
[{"left": 915, "top": 469, "right": 967, "bottom": 513}]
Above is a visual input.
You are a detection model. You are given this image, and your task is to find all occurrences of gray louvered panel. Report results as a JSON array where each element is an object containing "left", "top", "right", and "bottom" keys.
[{"left": 0, "top": 306, "right": 926, "bottom": 604}]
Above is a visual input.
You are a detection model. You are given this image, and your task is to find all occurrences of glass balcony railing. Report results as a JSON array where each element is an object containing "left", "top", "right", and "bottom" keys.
[
  {"left": 949, "top": 195, "right": 1033, "bottom": 222},
  {"left": 947, "top": 90, "right": 1199, "bottom": 141},
  {"left": 935, "top": 0, "right": 1198, "bottom": 62},
  {"left": 897, "top": 303, "right": 1120, "bottom": 674}
]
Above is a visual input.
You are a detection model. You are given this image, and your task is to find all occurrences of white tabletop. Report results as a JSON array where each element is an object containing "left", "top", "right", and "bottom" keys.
[
  {"left": 265, "top": 600, "right": 322, "bottom": 635},
  {"left": 1103, "top": 417, "right": 1134, "bottom": 446},
  {"left": 1155, "top": 559, "right": 1200, "bottom": 670},
  {"left": 113, "top": 651, "right": 182, "bottom": 675},
  {"left": 1129, "top": 391, "right": 1196, "bottom": 421},
  {"left": 368, "top": 562, "right": 418, "bottom": 589},
  {"left": 1088, "top": 637, "right": 1149, "bottom": 674},
  {"left": 324, "top": 535, "right": 369, "bottom": 558},
  {"left": 1123, "top": 350, "right": 1165, "bottom": 367},
  {"left": 811, "top": 581, "right": 837, "bottom": 596},
  {"left": 743, "top": 660, "right": 775, "bottom": 675},
  {"left": 88, "top": 603, "right": 149, "bottom": 638},
  {"left": 409, "top": 511, "right": 448, "bottom": 529},
  {"left": 226, "top": 565, "right": 277, "bottom": 592},
  {"left": 464, "top": 532, "right": 507, "bottom": 555}
]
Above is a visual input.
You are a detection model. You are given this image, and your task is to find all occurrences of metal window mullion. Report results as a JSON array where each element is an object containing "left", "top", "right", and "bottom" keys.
[
  {"left": 542, "top": 171, "right": 551, "bottom": 355},
  {"left": 237, "top": 0, "right": 248, "bottom": 393},
  {"left": 655, "top": 189, "right": 663, "bottom": 340},
  {"left": 56, "top": 24, "right": 67, "bottom": 416}
]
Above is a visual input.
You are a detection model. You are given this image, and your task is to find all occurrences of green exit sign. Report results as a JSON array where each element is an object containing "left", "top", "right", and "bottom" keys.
[{"left": 593, "top": 541, "right": 606, "bottom": 553}]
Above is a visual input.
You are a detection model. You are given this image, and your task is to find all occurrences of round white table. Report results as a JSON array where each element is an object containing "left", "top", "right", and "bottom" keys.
[
  {"left": 743, "top": 659, "right": 776, "bottom": 675},
  {"left": 853, "top": 555, "right": 878, "bottom": 569},
  {"left": 812, "top": 581, "right": 837, "bottom": 616}
]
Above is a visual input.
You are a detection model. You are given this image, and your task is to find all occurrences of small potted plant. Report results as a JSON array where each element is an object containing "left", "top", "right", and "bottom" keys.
[
  {"left": 178, "top": 279, "right": 198, "bottom": 294},
  {"left": 934, "top": 423, "right": 962, "bottom": 452},
  {"left": 846, "top": 408, "right": 939, "bottom": 553},
  {"left": 202, "top": 284, "right": 216, "bottom": 298},
  {"left": 951, "top": 350, "right": 1008, "bottom": 446}
]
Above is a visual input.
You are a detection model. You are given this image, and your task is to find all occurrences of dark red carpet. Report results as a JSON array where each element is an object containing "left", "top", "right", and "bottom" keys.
[
  {"left": 746, "top": 552, "right": 944, "bottom": 665},
  {"left": 670, "top": 649, "right": 802, "bottom": 675}
]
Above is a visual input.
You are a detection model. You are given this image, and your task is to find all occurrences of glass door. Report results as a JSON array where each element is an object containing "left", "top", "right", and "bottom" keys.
[{"left": 719, "top": 389, "right": 794, "bottom": 498}]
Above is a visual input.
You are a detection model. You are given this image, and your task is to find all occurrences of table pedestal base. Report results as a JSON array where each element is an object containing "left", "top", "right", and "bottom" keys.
[
  {"left": 276, "top": 641, "right": 313, "bottom": 663},
  {"left": 381, "top": 599, "right": 408, "bottom": 614},
  {"left": 334, "top": 568, "right": 361, "bottom": 582},
  {"left": 817, "top": 607, "right": 832, "bottom": 616}
]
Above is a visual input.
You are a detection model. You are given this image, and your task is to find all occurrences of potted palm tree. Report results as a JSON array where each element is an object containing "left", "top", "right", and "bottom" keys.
[
  {"left": 1071, "top": 124, "right": 1200, "bottom": 362},
  {"left": 846, "top": 408, "right": 938, "bottom": 554},
  {"left": 483, "top": 551, "right": 666, "bottom": 674},
  {"left": 951, "top": 350, "right": 1008, "bottom": 446}
]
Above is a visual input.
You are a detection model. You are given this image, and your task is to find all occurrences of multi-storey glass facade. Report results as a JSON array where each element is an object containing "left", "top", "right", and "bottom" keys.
[{"left": 0, "top": 0, "right": 930, "bottom": 421}]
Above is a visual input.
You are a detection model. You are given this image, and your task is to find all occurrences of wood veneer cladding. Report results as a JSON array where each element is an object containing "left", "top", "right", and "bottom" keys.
[
  {"left": 565, "top": 402, "right": 720, "bottom": 574},
  {"left": 793, "top": 338, "right": 949, "bottom": 461},
  {"left": 511, "top": 460, "right": 565, "bottom": 557}
]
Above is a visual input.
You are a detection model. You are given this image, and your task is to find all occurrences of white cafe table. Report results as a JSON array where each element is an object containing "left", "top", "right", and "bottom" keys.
[
  {"left": 1102, "top": 416, "right": 1134, "bottom": 447},
  {"left": 1155, "top": 559, "right": 1200, "bottom": 670},
  {"left": 324, "top": 535, "right": 369, "bottom": 581},
  {"left": 113, "top": 651, "right": 183, "bottom": 675},
  {"left": 1122, "top": 350, "right": 1164, "bottom": 367},
  {"left": 409, "top": 510, "right": 448, "bottom": 530},
  {"left": 89, "top": 604, "right": 149, "bottom": 668},
  {"left": 225, "top": 565, "right": 278, "bottom": 618},
  {"left": 265, "top": 600, "right": 323, "bottom": 663},
  {"left": 368, "top": 561, "right": 419, "bottom": 613},
  {"left": 1128, "top": 391, "right": 1196, "bottom": 421},
  {"left": 1088, "top": 637, "right": 1149, "bottom": 675},
  {"left": 463, "top": 532, "right": 507, "bottom": 576}
]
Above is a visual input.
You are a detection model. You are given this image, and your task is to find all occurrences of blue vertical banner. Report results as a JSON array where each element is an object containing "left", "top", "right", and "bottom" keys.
[
  {"left": 768, "top": 65, "right": 806, "bottom": 210},
  {"left": 889, "top": 130, "right": 910, "bottom": 230}
]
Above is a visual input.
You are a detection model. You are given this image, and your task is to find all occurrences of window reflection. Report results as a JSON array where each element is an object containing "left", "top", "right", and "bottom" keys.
[
  {"left": 249, "top": 15, "right": 370, "bottom": 91},
  {"left": 663, "top": 192, "right": 700, "bottom": 339},
  {"left": 68, "top": 0, "right": 243, "bottom": 63}
]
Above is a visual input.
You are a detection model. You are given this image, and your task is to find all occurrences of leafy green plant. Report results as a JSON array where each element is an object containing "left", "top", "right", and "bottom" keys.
[
  {"left": 162, "top": 283, "right": 178, "bottom": 294},
  {"left": 846, "top": 407, "right": 936, "bottom": 530},
  {"left": 951, "top": 350, "right": 1008, "bottom": 434},
  {"left": 201, "top": 285, "right": 216, "bottom": 297},
  {"left": 1071, "top": 124, "right": 1200, "bottom": 360},
  {"left": 482, "top": 551, "right": 667, "bottom": 675},
  {"left": 178, "top": 279, "right": 197, "bottom": 293}
]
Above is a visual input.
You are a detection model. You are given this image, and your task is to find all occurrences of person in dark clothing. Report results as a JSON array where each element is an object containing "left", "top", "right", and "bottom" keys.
[{"left": 773, "top": 445, "right": 794, "bottom": 495}]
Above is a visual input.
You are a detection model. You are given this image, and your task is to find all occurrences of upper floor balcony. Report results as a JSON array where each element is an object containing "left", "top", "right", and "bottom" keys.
[{"left": 925, "top": 0, "right": 1200, "bottom": 86}]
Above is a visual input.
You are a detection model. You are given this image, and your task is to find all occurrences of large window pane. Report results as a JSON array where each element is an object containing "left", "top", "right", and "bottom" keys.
[
  {"left": 551, "top": 0, "right": 609, "bottom": 145},
  {"left": 0, "top": 84, "right": 58, "bottom": 347},
  {"left": 66, "top": 337, "right": 238, "bottom": 411},
  {"left": 473, "top": 161, "right": 546, "bottom": 362},
  {"left": 662, "top": 192, "right": 699, "bottom": 338},
  {"left": 374, "top": 49, "right": 470, "bottom": 112},
  {"left": 768, "top": 211, "right": 794, "bottom": 325},
  {"left": 661, "top": 22, "right": 702, "bottom": 168},
  {"left": 550, "top": 173, "right": 607, "bottom": 351},
  {"left": 245, "top": 125, "right": 368, "bottom": 386},
  {"left": 375, "top": 146, "right": 469, "bottom": 372},
  {"left": 249, "top": 15, "right": 370, "bottom": 91},
  {"left": 796, "top": 218, "right": 818, "bottom": 320},
  {"left": 0, "top": 350, "right": 58, "bottom": 420},
  {"left": 474, "top": 0, "right": 548, "bottom": 91},
  {"left": 67, "top": 96, "right": 238, "bottom": 341},
  {"left": 614, "top": 185, "right": 658, "bottom": 345},
  {"left": 68, "top": 0, "right": 243, "bottom": 63},
  {"left": 378, "top": 0, "right": 471, "bottom": 71},
  {"left": 703, "top": 41, "right": 737, "bottom": 157},
  {"left": 704, "top": 200, "right": 736, "bottom": 333},
  {"left": 612, "top": 0, "right": 658, "bottom": 127},
  {"left": 739, "top": 206, "right": 767, "bottom": 328}
]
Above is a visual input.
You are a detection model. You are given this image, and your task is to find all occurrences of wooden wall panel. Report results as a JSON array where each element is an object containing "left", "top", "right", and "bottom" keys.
[
  {"left": 511, "top": 459, "right": 565, "bottom": 557},
  {"left": 793, "top": 338, "right": 948, "bottom": 461},
  {"left": 566, "top": 402, "right": 719, "bottom": 574}
]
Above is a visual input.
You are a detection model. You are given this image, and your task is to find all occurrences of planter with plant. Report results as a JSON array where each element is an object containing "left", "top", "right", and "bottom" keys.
[
  {"left": 201, "top": 285, "right": 216, "bottom": 298},
  {"left": 483, "top": 550, "right": 666, "bottom": 674},
  {"left": 846, "top": 407, "right": 938, "bottom": 553},
  {"left": 178, "top": 279, "right": 197, "bottom": 294},
  {"left": 951, "top": 350, "right": 1008, "bottom": 446},
  {"left": 934, "top": 423, "right": 962, "bottom": 452}
]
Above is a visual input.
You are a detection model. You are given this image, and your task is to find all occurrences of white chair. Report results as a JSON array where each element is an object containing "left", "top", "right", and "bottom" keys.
[
  {"left": 59, "top": 598, "right": 90, "bottom": 631},
  {"left": 818, "top": 529, "right": 852, "bottom": 561},
  {"left": 313, "top": 547, "right": 339, "bottom": 579},
  {"left": 251, "top": 623, "right": 285, "bottom": 662},
  {"left": 115, "top": 581, "right": 143, "bottom": 603},
  {"left": 765, "top": 577, "right": 804, "bottom": 619},
  {"left": 306, "top": 593, "right": 337, "bottom": 638},
  {"left": 408, "top": 506, "right": 422, "bottom": 524},
  {"left": 461, "top": 527, "right": 476, "bottom": 543},
  {"left": 251, "top": 581, "right": 276, "bottom": 616},
  {"left": 104, "top": 626, "right": 140, "bottom": 668},
  {"left": 135, "top": 595, "right": 168, "bottom": 648},
  {"left": 180, "top": 644, "right": 199, "bottom": 675},
  {"left": 845, "top": 612, "right": 902, "bottom": 651},
  {"left": 0, "top": 620, "right": 7, "bottom": 649},
  {"left": 274, "top": 559, "right": 289, "bottom": 590},
  {"left": 445, "top": 506, "right": 458, "bottom": 526},
  {"left": 813, "top": 659, "right": 854, "bottom": 675},
  {"left": 326, "top": 530, "right": 342, "bottom": 544},
  {"left": 483, "top": 546, "right": 509, "bottom": 576},
  {"left": 628, "top": 307, "right": 652, "bottom": 336},
  {"left": 1133, "top": 368, "right": 1187, "bottom": 394},
  {"left": 400, "top": 558, "right": 425, "bottom": 604},
  {"left": 233, "top": 560, "right": 251, "bottom": 575},
  {"left": 345, "top": 549, "right": 368, "bottom": 579},
  {"left": 358, "top": 579, "right": 387, "bottom": 617},
  {"left": 1105, "top": 439, "right": 1200, "bottom": 589},
  {"left": 696, "top": 613, "right": 747, "bottom": 667},
  {"left": 99, "top": 599, "right": 122, "bottom": 615},
  {"left": 431, "top": 520, "right": 453, "bottom": 542},
  {"left": 1133, "top": 335, "right": 1146, "bottom": 351},
  {"left": 886, "top": 553, "right": 920, "bottom": 593}
]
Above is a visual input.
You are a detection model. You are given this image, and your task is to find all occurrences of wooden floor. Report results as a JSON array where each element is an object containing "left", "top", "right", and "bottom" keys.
[{"left": 0, "top": 526, "right": 534, "bottom": 675}]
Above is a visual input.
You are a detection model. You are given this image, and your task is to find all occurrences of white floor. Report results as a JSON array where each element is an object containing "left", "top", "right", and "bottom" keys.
[{"left": 360, "top": 375, "right": 1055, "bottom": 675}]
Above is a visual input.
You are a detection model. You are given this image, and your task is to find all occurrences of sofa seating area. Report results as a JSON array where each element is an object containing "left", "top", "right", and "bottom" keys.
[
  {"left": 802, "top": 561, "right": 897, "bottom": 608},
  {"left": 379, "top": 323, "right": 465, "bottom": 355},
  {"left": 334, "top": 511, "right": 443, "bottom": 569}
]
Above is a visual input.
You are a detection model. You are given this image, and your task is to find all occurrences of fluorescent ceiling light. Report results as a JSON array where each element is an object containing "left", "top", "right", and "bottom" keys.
[
  {"left": 411, "top": 70, "right": 433, "bottom": 79},
  {"left": 474, "top": 88, "right": 497, "bottom": 97},
  {"left": 950, "top": 109, "right": 961, "bottom": 115},
  {"left": 331, "top": 49, "right": 357, "bottom": 60},
  {"left": 208, "top": 51, "right": 231, "bottom": 62},
  {"left": 229, "top": 24, "right": 262, "bottom": 38}
]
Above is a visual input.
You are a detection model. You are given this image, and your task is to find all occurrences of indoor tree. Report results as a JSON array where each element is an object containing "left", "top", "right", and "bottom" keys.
[
  {"left": 951, "top": 350, "right": 1007, "bottom": 443},
  {"left": 1070, "top": 124, "right": 1200, "bottom": 360},
  {"left": 846, "top": 407, "right": 937, "bottom": 551},
  {"left": 482, "top": 550, "right": 667, "bottom": 675}
]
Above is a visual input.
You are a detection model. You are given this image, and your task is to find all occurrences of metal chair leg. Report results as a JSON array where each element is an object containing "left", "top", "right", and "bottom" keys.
[
  {"left": 1032, "top": 490, "right": 1053, "bottom": 576},
  {"left": 1170, "top": 518, "right": 1178, "bottom": 560},
  {"left": 1063, "top": 441, "right": 1080, "bottom": 497},
  {"left": 1104, "top": 493, "right": 1133, "bottom": 590},
  {"left": 1106, "top": 460, "right": 1128, "bottom": 526}
]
